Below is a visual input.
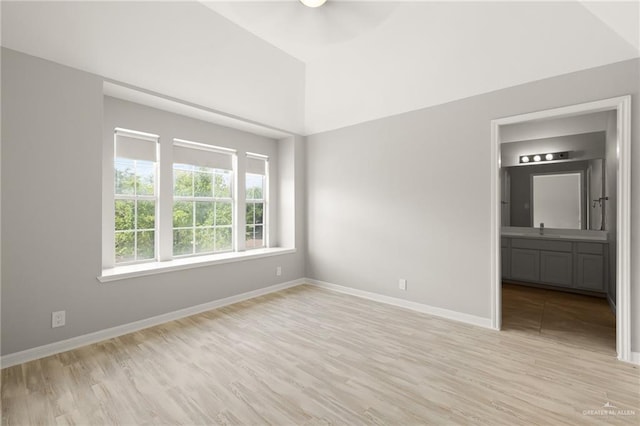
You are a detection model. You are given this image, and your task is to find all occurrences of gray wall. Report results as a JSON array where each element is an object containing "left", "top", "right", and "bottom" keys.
[
  {"left": 306, "top": 58, "right": 640, "bottom": 350},
  {"left": 1, "top": 47, "right": 639, "bottom": 356},
  {"left": 507, "top": 161, "right": 590, "bottom": 228},
  {"left": 1, "top": 48, "right": 306, "bottom": 355},
  {"left": 500, "top": 111, "right": 610, "bottom": 143}
]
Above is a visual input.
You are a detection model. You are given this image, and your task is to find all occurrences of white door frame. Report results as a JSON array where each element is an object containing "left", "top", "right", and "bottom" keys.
[{"left": 490, "top": 95, "right": 632, "bottom": 363}]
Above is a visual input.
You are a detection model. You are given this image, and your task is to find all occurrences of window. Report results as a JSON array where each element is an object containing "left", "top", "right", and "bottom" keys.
[
  {"left": 172, "top": 139, "right": 234, "bottom": 256},
  {"left": 105, "top": 120, "right": 279, "bottom": 276},
  {"left": 113, "top": 129, "right": 158, "bottom": 264},
  {"left": 245, "top": 153, "right": 268, "bottom": 249}
]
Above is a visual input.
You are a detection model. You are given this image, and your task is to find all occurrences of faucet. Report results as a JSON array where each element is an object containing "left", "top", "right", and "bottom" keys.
[{"left": 539, "top": 222, "right": 544, "bottom": 235}]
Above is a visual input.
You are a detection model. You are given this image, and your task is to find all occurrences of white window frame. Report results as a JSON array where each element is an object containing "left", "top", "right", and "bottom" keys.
[
  {"left": 114, "top": 160, "right": 158, "bottom": 264},
  {"left": 109, "top": 128, "right": 160, "bottom": 267},
  {"left": 245, "top": 153, "right": 269, "bottom": 250},
  {"left": 171, "top": 139, "right": 235, "bottom": 257},
  {"left": 101, "top": 123, "right": 287, "bottom": 282}
]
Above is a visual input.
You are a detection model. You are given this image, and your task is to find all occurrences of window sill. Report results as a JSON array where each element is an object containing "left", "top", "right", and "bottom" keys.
[{"left": 98, "top": 247, "right": 297, "bottom": 283}]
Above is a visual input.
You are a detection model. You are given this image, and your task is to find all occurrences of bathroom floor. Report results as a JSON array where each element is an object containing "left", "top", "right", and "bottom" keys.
[{"left": 502, "top": 283, "right": 616, "bottom": 355}]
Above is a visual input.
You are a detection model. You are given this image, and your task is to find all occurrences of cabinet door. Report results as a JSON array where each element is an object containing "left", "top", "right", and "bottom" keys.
[
  {"left": 510, "top": 248, "right": 539, "bottom": 282},
  {"left": 501, "top": 247, "right": 510, "bottom": 279},
  {"left": 576, "top": 254, "right": 605, "bottom": 291},
  {"left": 540, "top": 251, "right": 572, "bottom": 287}
]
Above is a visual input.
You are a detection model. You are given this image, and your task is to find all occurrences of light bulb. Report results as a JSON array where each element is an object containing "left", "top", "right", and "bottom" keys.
[
  {"left": 533, "top": 155, "right": 541, "bottom": 162},
  {"left": 521, "top": 156, "right": 529, "bottom": 163},
  {"left": 545, "top": 153, "right": 554, "bottom": 161},
  {"left": 300, "top": 0, "right": 327, "bottom": 7}
]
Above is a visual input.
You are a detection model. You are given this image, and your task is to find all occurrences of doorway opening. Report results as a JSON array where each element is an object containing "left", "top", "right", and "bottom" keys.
[{"left": 490, "top": 96, "right": 631, "bottom": 362}]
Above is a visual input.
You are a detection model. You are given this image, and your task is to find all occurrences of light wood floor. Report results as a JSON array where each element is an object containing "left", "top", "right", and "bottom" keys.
[
  {"left": 2, "top": 285, "right": 639, "bottom": 425},
  {"left": 502, "top": 283, "right": 617, "bottom": 356}
]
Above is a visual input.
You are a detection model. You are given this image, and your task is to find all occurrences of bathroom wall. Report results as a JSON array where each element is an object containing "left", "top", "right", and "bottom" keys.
[
  {"left": 500, "top": 110, "right": 616, "bottom": 306},
  {"left": 500, "top": 131, "right": 605, "bottom": 167},
  {"left": 588, "top": 159, "right": 604, "bottom": 231},
  {"left": 500, "top": 111, "right": 610, "bottom": 143}
]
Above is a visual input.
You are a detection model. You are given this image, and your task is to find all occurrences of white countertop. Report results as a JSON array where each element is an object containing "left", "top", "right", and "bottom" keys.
[{"left": 501, "top": 227, "right": 608, "bottom": 242}]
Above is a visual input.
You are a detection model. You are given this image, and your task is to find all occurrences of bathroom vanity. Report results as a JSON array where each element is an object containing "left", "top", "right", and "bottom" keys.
[
  {"left": 501, "top": 231, "right": 608, "bottom": 294},
  {"left": 499, "top": 132, "right": 614, "bottom": 296}
]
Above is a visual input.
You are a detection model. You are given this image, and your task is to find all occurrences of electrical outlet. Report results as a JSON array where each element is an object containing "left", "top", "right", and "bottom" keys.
[
  {"left": 276, "top": 266, "right": 282, "bottom": 276},
  {"left": 52, "top": 311, "right": 66, "bottom": 328},
  {"left": 398, "top": 279, "right": 407, "bottom": 290}
]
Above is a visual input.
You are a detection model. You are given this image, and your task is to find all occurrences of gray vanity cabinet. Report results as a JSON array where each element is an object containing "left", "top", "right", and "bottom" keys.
[
  {"left": 576, "top": 254, "right": 604, "bottom": 291},
  {"left": 503, "top": 237, "right": 607, "bottom": 293},
  {"left": 540, "top": 251, "right": 572, "bottom": 287},
  {"left": 501, "top": 238, "right": 510, "bottom": 279},
  {"left": 575, "top": 243, "right": 606, "bottom": 291},
  {"left": 510, "top": 249, "right": 540, "bottom": 282}
]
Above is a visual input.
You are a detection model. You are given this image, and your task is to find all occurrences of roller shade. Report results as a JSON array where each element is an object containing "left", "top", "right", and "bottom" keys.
[
  {"left": 246, "top": 153, "right": 268, "bottom": 175},
  {"left": 115, "top": 131, "right": 158, "bottom": 162},
  {"left": 173, "top": 139, "right": 234, "bottom": 170}
]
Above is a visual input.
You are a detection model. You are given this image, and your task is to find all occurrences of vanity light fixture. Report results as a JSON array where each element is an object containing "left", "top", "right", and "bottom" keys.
[
  {"left": 519, "top": 151, "right": 569, "bottom": 164},
  {"left": 299, "top": 0, "right": 327, "bottom": 7}
]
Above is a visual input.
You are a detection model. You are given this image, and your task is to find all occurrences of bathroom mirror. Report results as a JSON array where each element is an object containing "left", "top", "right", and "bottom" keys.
[
  {"left": 501, "top": 158, "right": 604, "bottom": 230},
  {"left": 532, "top": 172, "right": 582, "bottom": 229}
]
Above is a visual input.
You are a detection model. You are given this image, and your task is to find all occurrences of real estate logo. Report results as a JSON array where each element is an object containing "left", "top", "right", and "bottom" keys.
[{"left": 582, "top": 402, "right": 636, "bottom": 417}]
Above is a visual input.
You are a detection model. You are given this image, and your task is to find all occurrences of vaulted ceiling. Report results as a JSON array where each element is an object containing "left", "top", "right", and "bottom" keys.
[{"left": 2, "top": 1, "right": 638, "bottom": 135}]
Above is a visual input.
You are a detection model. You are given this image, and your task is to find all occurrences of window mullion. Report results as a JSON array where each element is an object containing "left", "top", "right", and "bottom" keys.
[
  {"left": 192, "top": 200, "right": 196, "bottom": 255},
  {"left": 235, "top": 154, "right": 246, "bottom": 251},
  {"left": 133, "top": 198, "right": 138, "bottom": 261},
  {"left": 157, "top": 137, "right": 173, "bottom": 262},
  {"left": 133, "top": 160, "right": 139, "bottom": 261},
  {"left": 213, "top": 196, "right": 218, "bottom": 253}
]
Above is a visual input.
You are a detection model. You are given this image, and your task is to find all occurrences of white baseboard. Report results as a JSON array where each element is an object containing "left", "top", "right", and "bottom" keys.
[
  {"left": 6, "top": 277, "right": 627, "bottom": 369},
  {"left": 306, "top": 278, "right": 492, "bottom": 329},
  {"left": 630, "top": 352, "right": 640, "bottom": 365},
  {"left": 1, "top": 278, "right": 305, "bottom": 369}
]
